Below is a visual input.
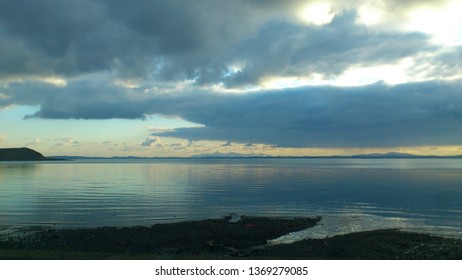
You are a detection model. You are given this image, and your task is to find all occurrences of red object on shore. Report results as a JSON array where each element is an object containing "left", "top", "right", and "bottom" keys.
[{"left": 245, "top": 223, "right": 256, "bottom": 228}]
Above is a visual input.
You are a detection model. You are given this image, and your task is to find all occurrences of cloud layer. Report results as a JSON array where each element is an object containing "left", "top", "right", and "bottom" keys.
[
  {"left": 3, "top": 79, "right": 462, "bottom": 147},
  {"left": 128, "top": 81, "right": 462, "bottom": 148},
  {"left": 0, "top": 0, "right": 448, "bottom": 85},
  {"left": 1, "top": 0, "right": 461, "bottom": 150}
]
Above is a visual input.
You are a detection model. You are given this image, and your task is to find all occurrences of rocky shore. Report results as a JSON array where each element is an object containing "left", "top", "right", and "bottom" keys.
[{"left": 1, "top": 216, "right": 461, "bottom": 259}]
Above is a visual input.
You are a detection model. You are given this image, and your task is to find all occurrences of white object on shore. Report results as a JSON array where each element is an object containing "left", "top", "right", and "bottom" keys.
[{"left": 227, "top": 213, "right": 242, "bottom": 223}]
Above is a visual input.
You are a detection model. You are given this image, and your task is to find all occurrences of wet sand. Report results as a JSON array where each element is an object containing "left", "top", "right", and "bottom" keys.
[{"left": 1, "top": 216, "right": 461, "bottom": 259}]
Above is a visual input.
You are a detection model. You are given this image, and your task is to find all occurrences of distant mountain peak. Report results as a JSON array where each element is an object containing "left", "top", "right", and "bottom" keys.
[
  {"left": 190, "top": 152, "right": 268, "bottom": 158},
  {"left": 352, "top": 152, "right": 418, "bottom": 158}
]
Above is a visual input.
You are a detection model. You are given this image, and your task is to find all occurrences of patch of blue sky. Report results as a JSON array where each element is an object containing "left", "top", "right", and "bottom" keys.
[
  {"left": 1, "top": 105, "right": 140, "bottom": 144},
  {"left": 1, "top": 106, "right": 202, "bottom": 146}
]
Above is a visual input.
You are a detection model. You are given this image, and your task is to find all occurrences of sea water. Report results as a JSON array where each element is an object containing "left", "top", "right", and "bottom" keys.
[{"left": 1, "top": 158, "right": 461, "bottom": 238}]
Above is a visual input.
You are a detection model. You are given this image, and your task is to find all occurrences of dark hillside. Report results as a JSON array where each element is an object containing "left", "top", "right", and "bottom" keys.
[{"left": 0, "top": 147, "right": 48, "bottom": 161}]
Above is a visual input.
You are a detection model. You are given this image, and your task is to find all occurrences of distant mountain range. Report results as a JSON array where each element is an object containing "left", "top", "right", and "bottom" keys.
[
  {"left": 2, "top": 148, "right": 462, "bottom": 161},
  {"left": 190, "top": 152, "right": 462, "bottom": 159},
  {"left": 342, "top": 152, "right": 462, "bottom": 159},
  {"left": 190, "top": 152, "right": 268, "bottom": 158},
  {"left": 344, "top": 152, "right": 421, "bottom": 158},
  {"left": 58, "top": 152, "right": 460, "bottom": 159}
]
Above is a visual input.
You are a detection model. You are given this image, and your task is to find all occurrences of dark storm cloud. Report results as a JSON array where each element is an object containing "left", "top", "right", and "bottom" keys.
[
  {"left": 151, "top": 81, "right": 462, "bottom": 147},
  {"left": 0, "top": 0, "right": 263, "bottom": 81},
  {"left": 6, "top": 79, "right": 462, "bottom": 147},
  {"left": 224, "top": 12, "right": 433, "bottom": 87},
  {"left": 0, "top": 0, "right": 107, "bottom": 77},
  {"left": 15, "top": 82, "right": 150, "bottom": 119},
  {"left": 0, "top": 0, "right": 435, "bottom": 85},
  {"left": 1, "top": 0, "right": 461, "bottom": 149}
]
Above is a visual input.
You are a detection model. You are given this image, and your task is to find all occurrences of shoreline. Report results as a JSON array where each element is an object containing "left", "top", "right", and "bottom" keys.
[{"left": 1, "top": 215, "right": 461, "bottom": 260}]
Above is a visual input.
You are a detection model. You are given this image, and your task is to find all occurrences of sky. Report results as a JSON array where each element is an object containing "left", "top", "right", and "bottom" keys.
[{"left": 1, "top": 0, "right": 462, "bottom": 157}]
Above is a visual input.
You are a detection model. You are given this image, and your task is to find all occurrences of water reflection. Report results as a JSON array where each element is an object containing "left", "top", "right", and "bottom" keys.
[{"left": 0, "top": 159, "right": 461, "bottom": 238}]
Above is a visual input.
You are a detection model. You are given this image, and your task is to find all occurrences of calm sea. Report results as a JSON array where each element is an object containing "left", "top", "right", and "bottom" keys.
[{"left": 1, "top": 158, "right": 462, "bottom": 238}]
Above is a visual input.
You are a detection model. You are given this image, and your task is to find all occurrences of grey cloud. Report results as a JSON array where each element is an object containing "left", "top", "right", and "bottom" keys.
[
  {"left": 0, "top": 27, "right": 82, "bottom": 79},
  {"left": 0, "top": 0, "right": 107, "bottom": 77},
  {"left": 412, "top": 46, "right": 462, "bottom": 80},
  {"left": 1, "top": 0, "right": 460, "bottom": 149},
  {"left": 9, "top": 79, "right": 462, "bottom": 148},
  {"left": 152, "top": 81, "right": 462, "bottom": 147},
  {"left": 0, "top": 79, "right": 149, "bottom": 118},
  {"left": 0, "top": 81, "right": 56, "bottom": 109},
  {"left": 0, "top": 0, "right": 104, "bottom": 56},
  {"left": 225, "top": 12, "right": 433, "bottom": 87},
  {"left": 0, "top": 0, "right": 437, "bottom": 87},
  {"left": 141, "top": 137, "right": 158, "bottom": 147},
  {"left": 222, "top": 141, "right": 232, "bottom": 147},
  {"left": 0, "top": 0, "right": 264, "bottom": 81}
]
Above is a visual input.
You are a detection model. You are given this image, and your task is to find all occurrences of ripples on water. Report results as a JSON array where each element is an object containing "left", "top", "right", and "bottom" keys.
[{"left": 1, "top": 158, "right": 462, "bottom": 237}]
